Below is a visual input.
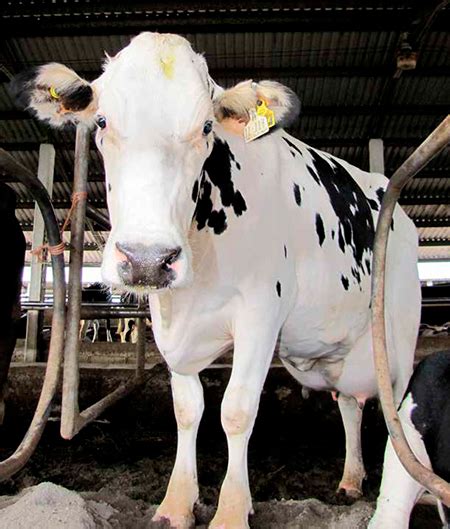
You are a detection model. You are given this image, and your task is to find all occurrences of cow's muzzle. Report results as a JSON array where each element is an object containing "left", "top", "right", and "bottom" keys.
[{"left": 115, "top": 242, "right": 182, "bottom": 288}]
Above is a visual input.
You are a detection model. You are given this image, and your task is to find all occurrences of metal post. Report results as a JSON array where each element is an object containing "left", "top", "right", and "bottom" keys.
[
  {"left": 24, "top": 144, "right": 55, "bottom": 362},
  {"left": 372, "top": 115, "right": 450, "bottom": 505},
  {"left": 61, "top": 125, "right": 89, "bottom": 439},
  {"left": 369, "top": 138, "right": 385, "bottom": 174}
]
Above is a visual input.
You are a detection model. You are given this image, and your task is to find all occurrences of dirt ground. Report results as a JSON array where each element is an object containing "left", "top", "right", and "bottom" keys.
[{"left": 0, "top": 364, "right": 443, "bottom": 528}]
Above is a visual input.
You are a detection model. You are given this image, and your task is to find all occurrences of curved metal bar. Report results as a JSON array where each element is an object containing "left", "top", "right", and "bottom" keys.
[
  {"left": 0, "top": 148, "right": 66, "bottom": 480},
  {"left": 371, "top": 115, "right": 450, "bottom": 505}
]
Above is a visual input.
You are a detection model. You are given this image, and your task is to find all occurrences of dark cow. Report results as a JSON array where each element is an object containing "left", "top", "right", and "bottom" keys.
[
  {"left": 370, "top": 350, "right": 450, "bottom": 528},
  {"left": 0, "top": 183, "right": 25, "bottom": 423}
]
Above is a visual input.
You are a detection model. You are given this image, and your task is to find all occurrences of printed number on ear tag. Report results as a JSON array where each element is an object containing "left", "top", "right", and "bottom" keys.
[{"left": 244, "top": 109, "right": 270, "bottom": 143}]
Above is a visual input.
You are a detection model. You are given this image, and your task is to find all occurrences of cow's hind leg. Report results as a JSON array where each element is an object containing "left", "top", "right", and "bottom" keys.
[
  {"left": 209, "top": 327, "right": 278, "bottom": 529},
  {"left": 153, "top": 372, "right": 204, "bottom": 529},
  {"left": 369, "top": 427, "right": 425, "bottom": 528},
  {"left": 337, "top": 393, "right": 366, "bottom": 499}
]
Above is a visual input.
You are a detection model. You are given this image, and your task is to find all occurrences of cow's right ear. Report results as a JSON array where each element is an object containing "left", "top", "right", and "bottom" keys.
[{"left": 10, "top": 63, "right": 97, "bottom": 127}]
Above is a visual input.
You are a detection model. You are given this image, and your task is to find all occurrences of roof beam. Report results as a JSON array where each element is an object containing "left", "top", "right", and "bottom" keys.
[
  {"left": 2, "top": 65, "right": 449, "bottom": 84},
  {"left": 2, "top": 104, "right": 449, "bottom": 123},
  {"left": 412, "top": 217, "right": 450, "bottom": 228},
  {"left": 399, "top": 194, "right": 450, "bottom": 206},
  {"left": 419, "top": 238, "right": 450, "bottom": 247},
  {"left": 1, "top": 5, "right": 448, "bottom": 37}
]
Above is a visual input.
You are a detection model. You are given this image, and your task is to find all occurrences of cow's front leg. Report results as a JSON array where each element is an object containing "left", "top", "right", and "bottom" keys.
[
  {"left": 153, "top": 372, "right": 204, "bottom": 529},
  {"left": 336, "top": 393, "right": 366, "bottom": 498},
  {"left": 209, "top": 331, "right": 277, "bottom": 529}
]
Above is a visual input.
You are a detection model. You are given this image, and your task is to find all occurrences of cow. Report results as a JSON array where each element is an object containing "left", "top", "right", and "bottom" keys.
[
  {"left": 12, "top": 32, "right": 421, "bottom": 529},
  {"left": 369, "top": 351, "right": 450, "bottom": 529},
  {"left": 0, "top": 183, "right": 26, "bottom": 424}
]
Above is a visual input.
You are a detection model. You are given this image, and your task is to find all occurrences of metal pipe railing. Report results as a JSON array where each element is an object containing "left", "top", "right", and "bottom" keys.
[
  {"left": 0, "top": 149, "right": 66, "bottom": 480},
  {"left": 371, "top": 115, "right": 450, "bottom": 505},
  {"left": 60, "top": 125, "right": 145, "bottom": 440}
]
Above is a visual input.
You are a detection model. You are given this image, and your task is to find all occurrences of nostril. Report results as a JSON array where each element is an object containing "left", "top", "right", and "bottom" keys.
[
  {"left": 115, "top": 242, "right": 133, "bottom": 261},
  {"left": 163, "top": 247, "right": 182, "bottom": 266}
]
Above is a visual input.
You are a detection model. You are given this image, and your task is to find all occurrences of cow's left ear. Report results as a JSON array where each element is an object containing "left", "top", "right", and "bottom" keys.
[
  {"left": 213, "top": 79, "right": 300, "bottom": 128},
  {"left": 10, "top": 63, "right": 97, "bottom": 127}
]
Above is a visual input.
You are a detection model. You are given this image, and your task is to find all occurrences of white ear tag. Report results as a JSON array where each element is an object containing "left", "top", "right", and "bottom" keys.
[{"left": 244, "top": 109, "right": 269, "bottom": 143}]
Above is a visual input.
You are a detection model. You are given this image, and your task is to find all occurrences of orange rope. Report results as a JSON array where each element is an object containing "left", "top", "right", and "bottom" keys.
[{"left": 31, "top": 192, "right": 88, "bottom": 262}]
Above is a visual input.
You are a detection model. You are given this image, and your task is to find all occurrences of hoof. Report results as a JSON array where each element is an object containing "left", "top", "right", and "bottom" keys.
[
  {"left": 151, "top": 512, "right": 195, "bottom": 529},
  {"left": 208, "top": 511, "right": 251, "bottom": 529},
  {"left": 336, "top": 485, "right": 363, "bottom": 501}
]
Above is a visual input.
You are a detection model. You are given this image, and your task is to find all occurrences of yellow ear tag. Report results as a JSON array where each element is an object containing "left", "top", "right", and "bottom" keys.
[
  {"left": 49, "top": 86, "right": 60, "bottom": 100},
  {"left": 256, "top": 99, "right": 276, "bottom": 128},
  {"left": 244, "top": 108, "right": 270, "bottom": 143},
  {"left": 244, "top": 100, "right": 276, "bottom": 143}
]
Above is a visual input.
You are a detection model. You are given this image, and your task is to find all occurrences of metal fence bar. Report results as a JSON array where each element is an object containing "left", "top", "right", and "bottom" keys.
[
  {"left": 371, "top": 114, "right": 450, "bottom": 505},
  {"left": 60, "top": 124, "right": 90, "bottom": 439},
  {"left": 0, "top": 149, "right": 66, "bottom": 480},
  {"left": 60, "top": 125, "right": 145, "bottom": 440}
]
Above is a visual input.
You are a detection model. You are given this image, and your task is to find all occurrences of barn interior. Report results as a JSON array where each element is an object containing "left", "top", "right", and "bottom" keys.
[{"left": 0, "top": 1, "right": 449, "bottom": 528}]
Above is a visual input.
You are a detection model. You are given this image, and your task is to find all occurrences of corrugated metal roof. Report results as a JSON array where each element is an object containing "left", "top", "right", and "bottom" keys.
[{"left": 1, "top": 4, "right": 449, "bottom": 264}]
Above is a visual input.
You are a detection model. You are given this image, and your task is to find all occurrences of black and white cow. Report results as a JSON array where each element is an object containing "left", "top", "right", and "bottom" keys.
[
  {"left": 12, "top": 33, "right": 421, "bottom": 529},
  {"left": 370, "top": 351, "right": 450, "bottom": 528},
  {"left": 0, "top": 183, "right": 25, "bottom": 424}
]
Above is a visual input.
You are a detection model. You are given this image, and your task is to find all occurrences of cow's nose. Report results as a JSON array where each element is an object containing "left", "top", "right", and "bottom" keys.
[{"left": 115, "top": 242, "right": 182, "bottom": 288}]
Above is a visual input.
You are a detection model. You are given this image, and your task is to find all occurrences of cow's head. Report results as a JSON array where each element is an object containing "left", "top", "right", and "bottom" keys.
[{"left": 12, "top": 32, "right": 299, "bottom": 293}]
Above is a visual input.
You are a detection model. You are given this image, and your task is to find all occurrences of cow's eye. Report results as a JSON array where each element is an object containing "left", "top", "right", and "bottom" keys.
[
  {"left": 96, "top": 116, "right": 107, "bottom": 129},
  {"left": 202, "top": 120, "right": 213, "bottom": 135}
]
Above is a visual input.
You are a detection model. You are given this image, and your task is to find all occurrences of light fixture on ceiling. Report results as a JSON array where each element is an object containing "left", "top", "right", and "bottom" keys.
[{"left": 396, "top": 33, "right": 418, "bottom": 71}]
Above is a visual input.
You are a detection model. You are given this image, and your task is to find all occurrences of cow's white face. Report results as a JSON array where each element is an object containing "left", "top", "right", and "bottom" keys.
[
  {"left": 91, "top": 34, "right": 215, "bottom": 291},
  {"left": 15, "top": 31, "right": 299, "bottom": 293}
]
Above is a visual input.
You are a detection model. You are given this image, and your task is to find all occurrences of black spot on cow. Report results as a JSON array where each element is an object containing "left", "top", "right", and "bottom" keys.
[
  {"left": 341, "top": 275, "right": 349, "bottom": 291},
  {"left": 282, "top": 136, "right": 303, "bottom": 158},
  {"left": 306, "top": 163, "right": 322, "bottom": 186},
  {"left": 232, "top": 191, "right": 246, "bottom": 216},
  {"left": 407, "top": 352, "right": 450, "bottom": 486},
  {"left": 306, "top": 148, "right": 375, "bottom": 281},
  {"left": 193, "top": 178, "right": 213, "bottom": 230},
  {"left": 338, "top": 225, "right": 345, "bottom": 253},
  {"left": 203, "top": 137, "right": 247, "bottom": 212},
  {"left": 108, "top": 183, "right": 112, "bottom": 192},
  {"left": 315, "top": 213, "right": 325, "bottom": 246},
  {"left": 207, "top": 209, "right": 227, "bottom": 234},
  {"left": 365, "top": 258, "right": 371, "bottom": 275},
  {"left": 276, "top": 281, "right": 282, "bottom": 297},
  {"left": 331, "top": 229, "right": 335, "bottom": 240},
  {"left": 191, "top": 179, "right": 199, "bottom": 202},
  {"left": 351, "top": 267, "right": 361, "bottom": 285},
  {"left": 293, "top": 183, "right": 302, "bottom": 206},
  {"left": 391, "top": 218, "right": 395, "bottom": 231},
  {"left": 376, "top": 187, "right": 385, "bottom": 204},
  {"left": 193, "top": 137, "right": 247, "bottom": 233},
  {"left": 367, "top": 198, "right": 379, "bottom": 211},
  {"left": 284, "top": 245, "right": 287, "bottom": 258}
]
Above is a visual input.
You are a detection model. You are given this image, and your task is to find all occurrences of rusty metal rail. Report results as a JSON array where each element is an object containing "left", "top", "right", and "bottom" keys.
[
  {"left": 0, "top": 149, "right": 66, "bottom": 481},
  {"left": 371, "top": 115, "right": 450, "bottom": 505},
  {"left": 60, "top": 125, "right": 145, "bottom": 440}
]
